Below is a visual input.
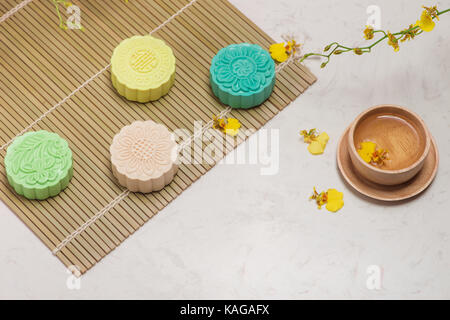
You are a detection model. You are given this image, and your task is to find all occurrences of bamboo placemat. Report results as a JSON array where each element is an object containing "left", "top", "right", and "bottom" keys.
[
  {"left": 0, "top": 0, "right": 316, "bottom": 274},
  {"left": 1, "top": 0, "right": 27, "bottom": 13}
]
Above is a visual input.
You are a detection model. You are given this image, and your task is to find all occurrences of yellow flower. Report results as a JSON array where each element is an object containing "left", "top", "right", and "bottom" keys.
[
  {"left": 307, "top": 132, "right": 329, "bottom": 155},
  {"left": 363, "top": 25, "right": 374, "bottom": 40},
  {"left": 310, "top": 187, "right": 344, "bottom": 212},
  {"left": 416, "top": 10, "right": 435, "bottom": 32},
  {"left": 310, "top": 187, "right": 328, "bottom": 209},
  {"left": 269, "top": 43, "right": 289, "bottom": 63},
  {"left": 400, "top": 24, "right": 420, "bottom": 42},
  {"left": 371, "top": 148, "right": 389, "bottom": 166},
  {"left": 325, "top": 189, "right": 344, "bottom": 212},
  {"left": 300, "top": 128, "right": 318, "bottom": 144},
  {"left": 307, "top": 141, "right": 324, "bottom": 155},
  {"left": 357, "top": 141, "right": 376, "bottom": 163},
  {"left": 387, "top": 33, "right": 400, "bottom": 51},
  {"left": 213, "top": 115, "right": 226, "bottom": 130},
  {"left": 317, "top": 132, "right": 329, "bottom": 145},
  {"left": 270, "top": 37, "right": 302, "bottom": 63},
  {"left": 422, "top": 5, "right": 439, "bottom": 20},
  {"left": 213, "top": 116, "right": 241, "bottom": 136},
  {"left": 284, "top": 39, "right": 301, "bottom": 56},
  {"left": 300, "top": 129, "right": 329, "bottom": 155},
  {"left": 224, "top": 118, "right": 241, "bottom": 136},
  {"left": 387, "top": 31, "right": 400, "bottom": 52},
  {"left": 357, "top": 141, "right": 389, "bottom": 167}
]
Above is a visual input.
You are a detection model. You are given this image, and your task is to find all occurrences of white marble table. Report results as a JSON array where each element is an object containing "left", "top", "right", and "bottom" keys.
[{"left": 1, "top": 0, "right": 449, "bottom": 299}]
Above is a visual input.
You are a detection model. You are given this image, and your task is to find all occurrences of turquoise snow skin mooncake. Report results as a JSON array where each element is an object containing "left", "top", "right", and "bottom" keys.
[
  {"left": 210, "top": 43, "right": 276, "bottom": 109},
  {"left": 4, "top": 131, "right": 73, "bottom": 200}
]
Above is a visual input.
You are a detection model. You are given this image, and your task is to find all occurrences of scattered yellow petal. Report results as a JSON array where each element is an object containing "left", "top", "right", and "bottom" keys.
[
  {"left": 213, "top": 116, "right": 241, "bottom": 136},
  {"left": 308, "top": 141, "right": 325, "bottom": 155},
  {"left": 357, "top": 141, "right": 389, "bottom": 167},
  {"left": 316, "top": 132, "right": 329, "bottom": 145},
  {"left": 357, "top": 141, "right": 376, "bottom": 163},
  {"left": 269, "top": 43, "right": 288, "bottom": 63},
  {"left": 416, "top": 10, "right": 435, "bottom": 32},
  {"left": 270, "top": 36, "right": 302, "bottom": 63},
  {"left": 301, "top": 129, "right": 329, "bottom": 155},
  {"left": 224, "top": 118, "right": 241, "bottom": 136},
  {"left": 325, "top": 189, "right": 344, "bottom": 212},
  {"left": 310, "top": 187, "right": 344, "bottom": 212}
]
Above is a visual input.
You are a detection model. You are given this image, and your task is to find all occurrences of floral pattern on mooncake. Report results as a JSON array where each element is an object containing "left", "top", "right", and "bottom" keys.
[
  {"left": 5, "top": 131, "right": 73, "bottom": 200},
  {"left": 210, "top": 43, "right": 276, "bottom": 109},
  {"left": 110, "top": 121, "right": 178, "bottom": 193}
]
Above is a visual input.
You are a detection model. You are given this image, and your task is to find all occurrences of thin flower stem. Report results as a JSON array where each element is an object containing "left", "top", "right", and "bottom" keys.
[
  {"left": 364, "top": 35, "right": 389, "bottom": 49},
  {"left": 393, "top": 25, "right": 419, "bottom": 36},
  {"left": 53, "top": 0, "right": 63, "bottom": 28},
  {"left": 374, "top": 30, "right": 387, "bottom": 36},
  {"left": 300, "top": 6, "right": 449, "bottom": 67}
]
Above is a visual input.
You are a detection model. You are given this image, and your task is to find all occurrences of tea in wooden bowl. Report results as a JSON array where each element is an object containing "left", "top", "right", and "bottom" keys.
[{"left": 348, "top": 105, "right": 431, "bottom": 185}]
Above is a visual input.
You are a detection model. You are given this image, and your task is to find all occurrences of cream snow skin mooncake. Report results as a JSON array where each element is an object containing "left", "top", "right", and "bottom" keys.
[{"left": 110, "top": 120, "right": 178, "bottom": 193}]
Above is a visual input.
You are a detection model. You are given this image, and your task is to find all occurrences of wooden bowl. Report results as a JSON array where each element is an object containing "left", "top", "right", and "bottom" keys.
[
  {"left": 337, "top": 126, "right": 438, "bottom": 201},
  {"left": 348, "top": 105, "right": 431, "bottom": 185}
]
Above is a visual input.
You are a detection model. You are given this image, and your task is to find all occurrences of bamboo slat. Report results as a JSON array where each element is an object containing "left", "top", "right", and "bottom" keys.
[{"left": 0, "top": 0, "right": 316, "bottom": 274}]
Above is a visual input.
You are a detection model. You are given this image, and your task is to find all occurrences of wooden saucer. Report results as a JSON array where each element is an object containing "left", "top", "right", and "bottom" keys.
[{"left": 337, "top": 126, "right": 439, "bottom": 201}]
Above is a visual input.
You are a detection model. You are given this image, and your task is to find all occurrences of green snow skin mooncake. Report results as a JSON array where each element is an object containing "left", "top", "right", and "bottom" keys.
[{"left": 5, "top": 131, "right": 73, "bottom": 200}]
